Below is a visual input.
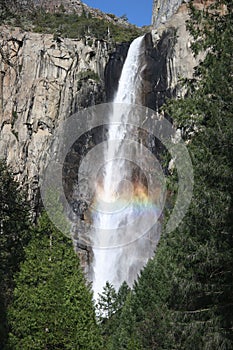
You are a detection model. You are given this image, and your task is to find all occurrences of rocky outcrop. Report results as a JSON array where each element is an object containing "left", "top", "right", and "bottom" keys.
[
  {"left": 8, "top": 0, "right": 135, "bottom": 29},
  {"left": 34, "top": 0, "right": 136, "bottom": 28},
  {"left": 33, "top": 0, "right": 86, "bottom": 14},
  {"left": 0, "top": 0, "right": 35, "bottom": 15},
  {"left": 104, "top": 43, "right": 130, "bottom": 101},
  {"left": 0, "top": 26, "right": 111, "bottom": 213},
  {"left": 139, "top": 30, "right": 176, "bottom": 111},
  {"left": 152, "top": 0, "right": 185, "bottom": 27},
  {"left": 152, "top": 0, "right": 217, "bottom": 27},
  {"left": 145, "top": 2, "right": 204, "bottom": 112}
]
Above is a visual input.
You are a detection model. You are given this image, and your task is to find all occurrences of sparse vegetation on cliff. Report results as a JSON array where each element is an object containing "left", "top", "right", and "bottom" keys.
[{"left": 0, "top": 3, "right": 142, "bottom": 43}]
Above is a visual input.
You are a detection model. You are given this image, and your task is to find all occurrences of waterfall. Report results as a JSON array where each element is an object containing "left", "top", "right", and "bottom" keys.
[
  {"left": 114, "top": 36, "right": 143, "bottom": 104},
  {"left": 92, "top": 36, "right": 160, "bottom": 301}
]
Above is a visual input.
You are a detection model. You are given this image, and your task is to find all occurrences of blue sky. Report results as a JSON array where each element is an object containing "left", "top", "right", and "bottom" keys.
[{"left": 84, "top": 0, "right": 153, "bottom": 27}]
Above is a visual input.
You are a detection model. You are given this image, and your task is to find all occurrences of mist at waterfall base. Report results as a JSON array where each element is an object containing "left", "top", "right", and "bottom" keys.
[{"left": 91, "top": 36, "right": 164, "bottom": 301}]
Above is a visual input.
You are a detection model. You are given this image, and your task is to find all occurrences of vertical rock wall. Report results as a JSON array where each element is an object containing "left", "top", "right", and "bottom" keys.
[
  {"left": 147, "top": 1, "right": 203, "bottom": 112},
  {"left": 152, "top": 0, "right": 191, "bottom": 27},
  {"left": 0, "top": 26, "right": 110, "bottom": 211}
]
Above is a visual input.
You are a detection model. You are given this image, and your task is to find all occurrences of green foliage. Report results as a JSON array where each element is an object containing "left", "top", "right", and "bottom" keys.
[
  {"left": 43, "top": 187, "right": 71, "bottom": 237},
  {"left": 7, "top": 211, "right": 102, "bottom": 349},
  {"left": 96, "top": 281, "right": 130, "bottom": 322},
  {"left": 160, "top": 2, "right": 233, "bottom": 348},
  {"left": 107, "top": 13, "right": 117, "bottom": 20},
  {"left": 58, "top": 3, "right": 65, "bottom": 13},
  {"left": 11, "top": 111, "right": 18, "bottom": 126},
  {"left": 96, "top": 281, "right": 133, "bottom": 349},
  {"left": 119, "top": 14, "right": 129, "bottom": 22},
  {"left": 1, "top": 6, "right": 141, "bottom": 43},
  {"left": 96, "top": 281, "right": 118, "bottom": 321},
  {"left": 77, "top": 69, "right": 100, "bottom": 88},
  {"left": 106, "top": 293, "right": 142, "bottom": 350},
  {"left": 116, "top": 281, "right": 130, "bottom": 309},
  {"left": 78, "top": 69, "right": 99, "bottom": 81},
  {"left": 0, "top": 160, "right": 31, "bottom": 348}
]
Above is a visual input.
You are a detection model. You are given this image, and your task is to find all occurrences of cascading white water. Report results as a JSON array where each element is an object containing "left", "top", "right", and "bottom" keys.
[
  {"left": 92, "top": 36, "right": 160, "bottom": 301},
  {"left": 114, "top": 36, "right": 143, "bottom": 104},
  {"left": 100, "top": 35, "right": 144, "bottom": 215}
]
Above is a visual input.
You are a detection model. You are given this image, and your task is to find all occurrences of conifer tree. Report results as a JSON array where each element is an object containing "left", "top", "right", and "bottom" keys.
[
  {"left": 97, "top": 281, "right": 133, "bottom": 349},
  {"left": 7, "top": 212, "right": 102, "bottom": 349},
  {"left": 0, "top": 160, "right": 30, "bottom": 348},
  {"left": 96, "top": 281, "right": 118, "bottom": 321}
]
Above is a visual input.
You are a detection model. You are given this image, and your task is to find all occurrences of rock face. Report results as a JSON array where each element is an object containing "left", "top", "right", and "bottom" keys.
[
  {"left": 152, "top": 0, "right": 185, "bottom": 27},
  {"left": 146, "top": 1, "right": 203, "bottom": 111},
  {"left": 33, "top": 0, "right": 86, "bottom": 14},
  {"left": 0, "top": 26, "right": 111, "bottom": 213},
  {"left": 152, "top": 0, "right": 216, "bottom": 27},
  {"left": 104, "top": 43, "right": 130, "bottom": 101}
]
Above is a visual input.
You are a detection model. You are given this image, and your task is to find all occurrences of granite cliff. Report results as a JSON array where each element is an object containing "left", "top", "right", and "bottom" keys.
[
  {"left": 0, "top": 26, "right": 111, "bottom": 212},
  {"left": 152, "top": 0, "right": 185, "bottom": 27}
]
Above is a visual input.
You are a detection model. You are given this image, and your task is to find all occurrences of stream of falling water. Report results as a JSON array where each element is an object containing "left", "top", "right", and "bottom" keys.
[{"left": 92, "top": 36, "right": 160, "bottom": 301}]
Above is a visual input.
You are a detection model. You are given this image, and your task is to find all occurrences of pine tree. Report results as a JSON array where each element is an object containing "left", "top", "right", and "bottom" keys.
[
  {"left": 97, "top": 281, "right": 133, "bottom": 350},
  {"left": 0, "top": 160, "right": 30, "bottom": 348},
  {"left": 107, "top": 291, "right": 142, "bottom": 350},
  {"left": 7, "top": 212, "right": 102, "bottom": 349},
  {"left": 96, "top": 281, "right": 118, "bottom": 321}
]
